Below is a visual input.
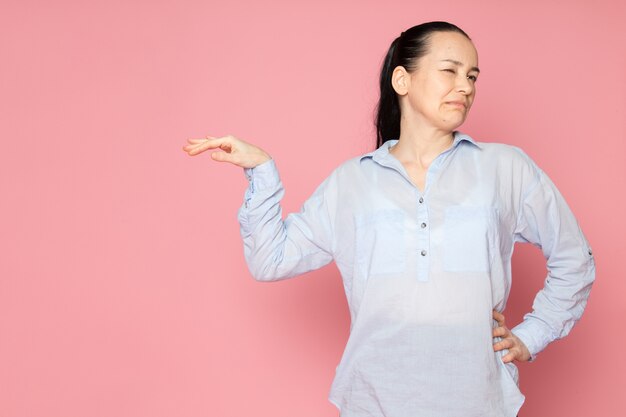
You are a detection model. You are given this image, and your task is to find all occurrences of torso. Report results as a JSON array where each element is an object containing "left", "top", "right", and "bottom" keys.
[{"left": 329, "top": 139, "right": 529, "bottom": 416}]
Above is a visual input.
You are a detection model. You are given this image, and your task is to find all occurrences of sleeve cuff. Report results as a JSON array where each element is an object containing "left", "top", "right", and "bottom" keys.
[
  {"left": 511, "top": 319, "right": 553, "bottom": 363},
  {"left": 243, "top": 158, "right": 279, "bottom": 192},
  {"left": 242, "top": 159, "right": 280, "bottom": 209}
]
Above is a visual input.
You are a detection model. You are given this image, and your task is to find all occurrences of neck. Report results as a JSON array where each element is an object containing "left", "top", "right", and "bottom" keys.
[{"left": 390, "top": 121, "right": 455, "bottom": 167}]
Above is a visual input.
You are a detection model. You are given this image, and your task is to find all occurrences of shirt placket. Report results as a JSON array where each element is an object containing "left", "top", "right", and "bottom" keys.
[
  {"left": 376, "top": 143, "right": 459, "bottom": 282},
  {"left": 419, "top": 146, "right": 460, "bottom": 281},
  {"left": 415, "top": 191, "right": 429, "bottom": 282}
]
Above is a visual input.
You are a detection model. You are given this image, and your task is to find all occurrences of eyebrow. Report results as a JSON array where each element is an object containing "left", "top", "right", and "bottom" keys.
[{"left": 440, "top": 59, "right": 480, "bottom": 74}]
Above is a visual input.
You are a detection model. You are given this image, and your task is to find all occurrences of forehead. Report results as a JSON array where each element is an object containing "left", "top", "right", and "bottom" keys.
[{"left": 425, "top": 31, "right": 478, "bottom": 66}]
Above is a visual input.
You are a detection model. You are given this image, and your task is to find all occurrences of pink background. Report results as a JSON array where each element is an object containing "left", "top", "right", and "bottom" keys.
[{"left": 1, "top": 1, "right": 624, "bottom": 416}]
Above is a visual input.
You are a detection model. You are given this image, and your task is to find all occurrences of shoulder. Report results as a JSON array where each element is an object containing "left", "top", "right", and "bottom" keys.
[
  {"left": 455, "top": 132, "right": 535, "bottom": 167},
  {"left": 476, "top": 140, "right": 528, "bottom": 159},
  {"left": 470, "top": 140, "right": 546, "bottom": 199},
  {"left": 313, "top": 153, "right": 377, "bottom": 199},
  {"left": 328, "top": 153, "right": 370, "bottom": 177},
  {"left": 477, "top": 140, "right": 542, "bottom": 173},
  {"left": 307, "top": 155, "right": 364, "bottom": 195}
]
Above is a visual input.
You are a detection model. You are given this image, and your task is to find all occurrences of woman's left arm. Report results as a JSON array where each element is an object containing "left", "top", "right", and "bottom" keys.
[{"left": 503, "top": 156, "right": 596, "bottom": 362}]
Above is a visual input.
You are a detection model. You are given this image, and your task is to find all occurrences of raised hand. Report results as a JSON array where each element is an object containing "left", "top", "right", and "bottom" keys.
[
  {"left": 492, "top": 310, "right": 531, "bottom": 363},
  {"left": 182, "top": 134, "right": 271, "bottom": 169}
]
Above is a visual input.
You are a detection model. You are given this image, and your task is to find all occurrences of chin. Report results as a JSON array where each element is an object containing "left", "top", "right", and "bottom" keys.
[{"left": 439, "top": 120, "right": 466, "bottom": 132}]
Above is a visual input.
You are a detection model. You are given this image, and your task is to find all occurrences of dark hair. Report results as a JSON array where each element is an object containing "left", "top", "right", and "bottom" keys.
[{"left": 375, "top": 21, "right": 471, "bottom": 148}]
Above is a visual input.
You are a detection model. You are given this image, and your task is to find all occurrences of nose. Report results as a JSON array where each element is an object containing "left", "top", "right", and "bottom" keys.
[{"left": 456, "top": 74, "right": 474, "bottom": 95}]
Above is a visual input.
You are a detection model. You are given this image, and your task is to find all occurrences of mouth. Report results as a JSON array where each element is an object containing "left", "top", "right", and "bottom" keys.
[{"left": 446, "top": 101, "right": 467, "bottom": 109}]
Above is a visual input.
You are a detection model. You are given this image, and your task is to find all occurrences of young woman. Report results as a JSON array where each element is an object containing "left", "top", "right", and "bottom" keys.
[{"left": 183, "top": 21, "right": 595, "bottom": 417}]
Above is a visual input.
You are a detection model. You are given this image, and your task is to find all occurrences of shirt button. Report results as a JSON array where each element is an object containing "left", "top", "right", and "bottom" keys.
[
  {"left": 420, "top": 250, "right": 427, "bottom": 256},
  {"left": 419, "top": 197, "right": 424, "bottom": 204},
  {"left": 421, "top": 222, "right": 427, "bottom": 228}
]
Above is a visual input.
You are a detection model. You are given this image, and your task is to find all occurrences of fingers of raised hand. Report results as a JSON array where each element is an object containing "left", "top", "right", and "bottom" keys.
[
  {"left": 182, "top": 134, "right": 270, "bottom": 168},
  {"left": 182, "top": 138, "right": 211, "bottom": 155},
  {"left": 183, "top": 136, "right": 232, "bottom": 156}
]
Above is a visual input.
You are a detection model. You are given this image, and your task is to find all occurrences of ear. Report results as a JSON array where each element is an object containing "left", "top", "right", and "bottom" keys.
[{"left": 391, "top": 65, "right": 410, "bottom": 96}]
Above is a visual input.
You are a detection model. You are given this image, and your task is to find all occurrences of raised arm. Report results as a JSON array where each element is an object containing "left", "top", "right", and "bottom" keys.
[{"left": 183, "top": 134, "right": 335, "bottom": 281}]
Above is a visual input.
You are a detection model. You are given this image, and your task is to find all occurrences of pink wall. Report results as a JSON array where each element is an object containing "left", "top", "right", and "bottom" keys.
[{"left": 1, "top": 1, "right": 624, "bottom": 416}]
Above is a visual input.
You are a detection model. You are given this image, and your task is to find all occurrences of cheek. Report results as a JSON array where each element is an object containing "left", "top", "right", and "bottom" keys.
[
  {"left": 467, "top": 90, "right": 477, "bottom": 105},
  {"left": 432, "top": 77, "right": 452, "bottom": 94}
]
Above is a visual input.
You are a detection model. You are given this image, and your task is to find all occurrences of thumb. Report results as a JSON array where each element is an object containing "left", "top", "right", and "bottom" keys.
[{"left": 211, "top": 150, "right": 235, "bottom": 164}]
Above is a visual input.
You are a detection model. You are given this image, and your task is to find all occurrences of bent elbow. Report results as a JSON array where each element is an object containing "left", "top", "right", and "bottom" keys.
[
  {"left": 250, "top": 270, "right": 277, "bottom": 282},
  {"left": 247, "top": 262, "right": 287, "bottom": 282}
]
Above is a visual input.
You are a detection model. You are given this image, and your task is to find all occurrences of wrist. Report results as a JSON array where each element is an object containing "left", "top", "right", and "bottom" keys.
[{"left": 256, "top": 152, "right": 271, "bottom": 166}]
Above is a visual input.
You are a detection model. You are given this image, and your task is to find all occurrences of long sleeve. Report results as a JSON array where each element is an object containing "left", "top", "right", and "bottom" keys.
[
  {"left": 510, "top": 159, "right": 596, "bottom": 360},
  {"left": 237, "top": 158, "right": 335, "bottom": 281}
]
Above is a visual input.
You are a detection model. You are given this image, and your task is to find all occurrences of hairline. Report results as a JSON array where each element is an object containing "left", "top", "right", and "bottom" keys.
[{"left": 405, "top": 29, "right": 475, "bottom": 73}]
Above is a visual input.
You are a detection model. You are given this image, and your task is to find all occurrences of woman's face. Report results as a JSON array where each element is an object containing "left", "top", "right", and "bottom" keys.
[{"left": 398, "top": 31, "right": 479, "bottom": 134}]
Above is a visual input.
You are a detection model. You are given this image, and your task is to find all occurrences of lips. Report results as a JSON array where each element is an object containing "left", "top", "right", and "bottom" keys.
[{"left": 446, "top": 101, "right": 467, "bottom": 109}]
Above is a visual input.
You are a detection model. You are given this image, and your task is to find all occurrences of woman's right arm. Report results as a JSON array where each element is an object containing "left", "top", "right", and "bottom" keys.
[{"left": 183, "top": 135, "right": 335, "bottom": 281}]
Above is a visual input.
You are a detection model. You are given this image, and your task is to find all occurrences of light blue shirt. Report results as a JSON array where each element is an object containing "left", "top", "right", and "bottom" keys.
[{"left": 237, "top": 131, "right": 595, "bottom": 417}]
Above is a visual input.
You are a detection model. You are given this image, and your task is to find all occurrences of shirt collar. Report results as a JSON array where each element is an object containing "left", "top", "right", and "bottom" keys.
[{"left": 359, "top": 131, "right": 482, "bottom": 163}]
